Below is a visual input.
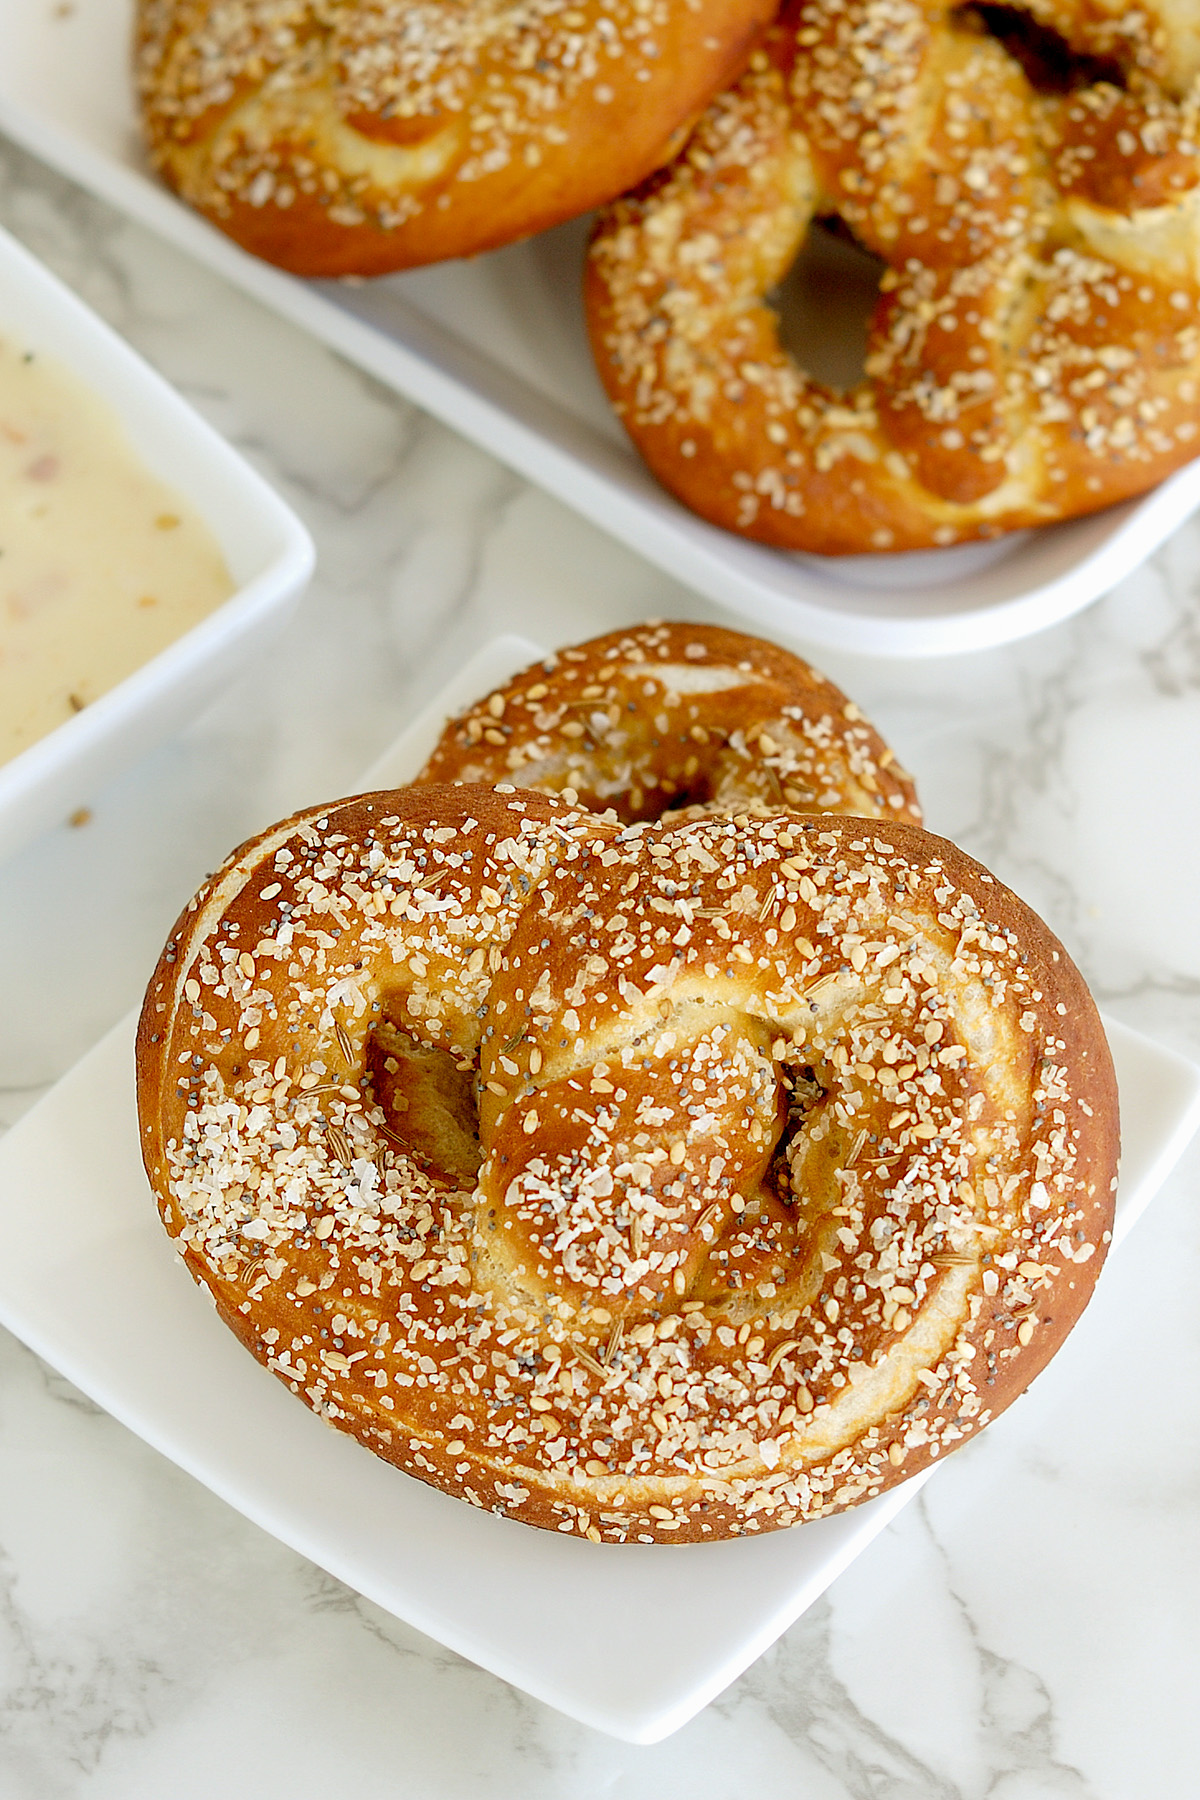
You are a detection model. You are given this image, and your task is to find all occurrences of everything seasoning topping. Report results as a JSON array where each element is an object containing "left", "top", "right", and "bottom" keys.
[
  {"left": 137, "top": 783, "right": 1118, "bottom": 1542},
  {"left": 139, "top": 0, "right": 676, "bottom": 189}
]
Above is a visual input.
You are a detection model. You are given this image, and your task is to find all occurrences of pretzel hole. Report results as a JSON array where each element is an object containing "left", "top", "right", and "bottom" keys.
[
  {"left": 956, "top": 4, "right": 1125, "bottom": 92},
  {"left": 770, "top": 219, "right": 886, "bottom": 393},
  {"left": 579, "top": 770, "right": 723, "bottom": 825},
  {"left": 368, "top": 1022, "right": 482, "bottom": 1185},
  {"left": 648, "top": 772, "right": 719, "bottom": 820},
  {"left": 766, "top": 1063, "right": 827, "bottom": 1206}
]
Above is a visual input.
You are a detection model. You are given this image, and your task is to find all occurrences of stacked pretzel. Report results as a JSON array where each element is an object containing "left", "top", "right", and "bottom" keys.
[
  {"left": 416, "top": 622, "right": 923, "bottom": 823},
  {"left": 137, "top": 626, "right": 1120, "bottom": 1542}
]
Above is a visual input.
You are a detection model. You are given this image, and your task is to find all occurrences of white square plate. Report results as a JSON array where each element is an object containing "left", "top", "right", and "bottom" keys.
[
  {"left": 0, "top": 635, "right": 1199, "bottom": 1742},
  {"left": 0, "top": 217, "right": 314, "bottom": 860},
  {"left": 2, "top": 1, "right": 1198, "bottom": 658}
]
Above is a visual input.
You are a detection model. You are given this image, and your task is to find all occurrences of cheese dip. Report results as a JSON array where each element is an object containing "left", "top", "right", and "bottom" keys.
[{"left": 0, "top": 333, "right": 233, "bottom": 767}]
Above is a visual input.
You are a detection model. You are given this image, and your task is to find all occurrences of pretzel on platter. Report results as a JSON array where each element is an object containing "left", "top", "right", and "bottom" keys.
[
  {"left": 135, "top": 0, "right": 775, "bottom": 276},
  {"left": 586, "top": 0, "right": 1200, "bottom": 553}
]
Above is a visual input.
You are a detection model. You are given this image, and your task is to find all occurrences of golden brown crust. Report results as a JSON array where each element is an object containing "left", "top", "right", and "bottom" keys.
[
  {"left": 585, "top": 0, "right": 1200, "bottom": 554},
  {"left": 417, "top": 621, "right": 922, "bottom": 823},
  {"left": 137, "top": 783, "right": 1118, "bottom": 1542},
  {"left": 134, "top": 0, "right": 776, "bottom": 276}
]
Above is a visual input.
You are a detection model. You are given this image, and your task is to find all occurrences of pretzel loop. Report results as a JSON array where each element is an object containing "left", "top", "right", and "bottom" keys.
[{"left": 418, "top": 623, "right": 922, "bottom": 825}]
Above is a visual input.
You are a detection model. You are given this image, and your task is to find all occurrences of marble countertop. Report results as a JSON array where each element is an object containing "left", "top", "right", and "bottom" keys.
[{"left": 0, "top": 133, "right": 1198, "bottom": 1800}]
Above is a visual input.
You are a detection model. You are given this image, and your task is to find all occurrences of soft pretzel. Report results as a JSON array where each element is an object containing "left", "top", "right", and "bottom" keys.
[
  {"left": 137, "top": 783, "right": 1118, "bottom": 1542},
  {"left": 586, "top": 0, "right": 1200, "bottom": 554},
  {"left": 417, "top": 621, "right": 922, "bottom": 823},
  {"left": 134, "top": 0, "right": 775, "bottom": 277}
]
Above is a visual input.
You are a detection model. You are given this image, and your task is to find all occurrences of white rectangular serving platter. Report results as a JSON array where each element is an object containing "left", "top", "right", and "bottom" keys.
[
  {"left": 1, "top": 634, "right": 1199, "bottom": 1743},
  {"left": 3, "top": 0, "right": 1199, "bottom": 658}
]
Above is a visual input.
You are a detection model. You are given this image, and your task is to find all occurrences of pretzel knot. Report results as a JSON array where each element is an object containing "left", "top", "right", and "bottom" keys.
[
  {"left": 586, "top": 0, "right": 1200, "bottom": 554},
  {"left": 137, "top": 786, "right": 1117, "bottom": 1541}
]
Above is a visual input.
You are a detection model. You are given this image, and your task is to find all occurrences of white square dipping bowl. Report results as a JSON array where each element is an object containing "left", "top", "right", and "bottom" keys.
[{"left": 0, "top": 221, "right": 314, "bottom": 861}]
